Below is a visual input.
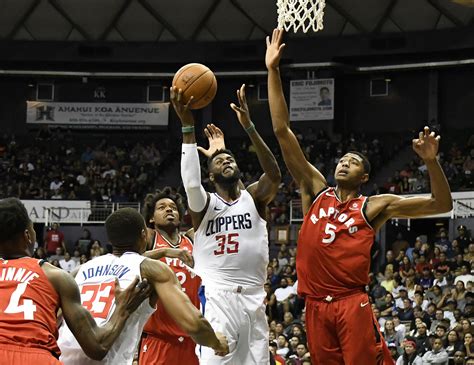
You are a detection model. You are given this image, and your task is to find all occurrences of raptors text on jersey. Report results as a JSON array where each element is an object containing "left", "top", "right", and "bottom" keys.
[{"left": 297, "top": 187, "right": 375, "bottom": 298}]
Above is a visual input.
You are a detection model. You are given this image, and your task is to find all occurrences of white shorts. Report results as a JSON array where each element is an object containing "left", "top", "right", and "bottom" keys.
[{"left": 199, "top": 285, "right": 269, "bottom": 365}]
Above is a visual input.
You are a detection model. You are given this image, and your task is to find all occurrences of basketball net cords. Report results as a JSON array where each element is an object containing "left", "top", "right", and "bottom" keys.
[{"left": 277, "top": 0, "right": 326, "bottom": 33}]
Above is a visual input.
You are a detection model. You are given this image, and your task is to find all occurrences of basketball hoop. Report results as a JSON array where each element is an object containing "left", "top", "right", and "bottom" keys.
[{"left": 277, "top": 0, "right": 326, "bottom": 33}]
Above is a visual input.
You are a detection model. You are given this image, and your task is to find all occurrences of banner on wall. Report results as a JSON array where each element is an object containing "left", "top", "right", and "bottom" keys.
[
  {"left": 26, "top": 101, "right": 169, "bottom": 129},
  {"left": 22, "top": 200, "right": 91, "bottom": 224},
  {"left": 289, "top": 79, "right": 334, "bottom": 121}
]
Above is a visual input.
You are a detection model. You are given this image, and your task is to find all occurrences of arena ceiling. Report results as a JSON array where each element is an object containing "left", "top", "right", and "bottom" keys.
[{"left": 0, "top": 0, "right": 473, "bottom": 43}]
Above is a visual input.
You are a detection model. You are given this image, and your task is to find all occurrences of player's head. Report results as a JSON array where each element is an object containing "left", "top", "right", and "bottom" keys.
[
  {"left": 207, "top": 149, "right": 241, "bottom": 186},
  {"left": 105, "top": 208, "right": 148, "bottom": 254},
  {"left": 320, "top": 87, "right": 330, "bottom": 100},
  {"left": 142, "top": 187, "right": 185, "bottom": 230},
  {"left": 0, "top": 198, "right": 36, "bottom": 257},
  {"left": 334, "top": 151, "right": 371, "bottom": 188}
]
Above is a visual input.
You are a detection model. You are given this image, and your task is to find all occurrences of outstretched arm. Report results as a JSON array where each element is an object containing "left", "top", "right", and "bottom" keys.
[
  {"left": 144, "top": 247, "right": 194, "bottom": 268},
  {"left": 368, "top": 127, "right": 453, "bottom": 231},
  {"left": 230, "top": 84, "right": 281, "bottom": 208},
  {"left": 140, "top": 259, "right": 228, "bottom": 356},
  {"left": 266, "top": 29, "right": 327, "bottom": 209},
  {"left": 44, "top": 264, "right": 150, "bottom": 361},
  {"left": 171, "top": 86, "right": 209, "bottom": 230}
]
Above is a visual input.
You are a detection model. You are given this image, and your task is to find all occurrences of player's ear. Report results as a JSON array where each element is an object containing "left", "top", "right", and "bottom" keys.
[
  {"left": 209, "top": 173, "right": 215, "bottom": 183},
  {"left": 361, "top": 173, "right": 369, "bottom": 184},
  {"left": 24, "top": 229, "right": 32, "bottom": 244}
]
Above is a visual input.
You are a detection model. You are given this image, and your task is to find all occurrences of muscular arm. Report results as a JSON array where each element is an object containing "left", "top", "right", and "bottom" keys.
[
  {"left": 245, "top": 123, "right": 281, "bottom": 208},
  {"left": 266, "top": 30, "right": 326, "bottom": 213},
  {"left": 144, "top": 247, "right": 194, "bottom": 268},
  {"left": 368, "top": 129, "right": 452, "bottom": 231},
  {"left": 44, "top": 264, "right": 146, "bottom": 360},
  {"left": 140, "top": 259, "right": 225, "bottom": 351},
  {"left": 230, "top": 84, "right": 281, "bottom": 209}
]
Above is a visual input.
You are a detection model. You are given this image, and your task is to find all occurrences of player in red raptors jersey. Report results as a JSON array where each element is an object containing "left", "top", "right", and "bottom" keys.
[
  {"left": 139, "top": 188, "right": 201, "bottom": 365},
  {"left": 266, "top": 29, "right": 453, "bottom": 365},
  {"left": 0, "top": 198, "right": 151, "bottom": 365}
]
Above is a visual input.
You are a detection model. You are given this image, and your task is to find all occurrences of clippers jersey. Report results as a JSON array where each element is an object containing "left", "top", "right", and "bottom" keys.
[
  {"left": 143, "top": 231, "right": 200, "bottom": 338},
  {"left": 0, "top": 257, "right": 60, "bottom": 355},
  {"left": 58, "top": 252, "right": 155, "bottom": 365},
  {"left": 194, "top": 189, "right": 269, "bottom": 287},
  {"left": 297, "top": 187, "right": 375, "bottom": 298}
]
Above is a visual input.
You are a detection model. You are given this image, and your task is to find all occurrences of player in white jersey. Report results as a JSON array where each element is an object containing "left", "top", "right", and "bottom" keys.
[
  {"left": 58, "top": 208, "right": 229, "bottom": 365},
  {"left": 172, "top": 84, "right": 281, "bottom": 364}
]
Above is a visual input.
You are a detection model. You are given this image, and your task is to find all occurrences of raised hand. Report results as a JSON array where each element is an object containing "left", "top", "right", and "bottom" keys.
[
  {"left": 114, "top": 276, "right": 151, "bottom": 315},
  {"left": 170, "top": 86, "right": 194, "bottom": 127},
  {"left": 197, "top": 124, "right": 226, "bottom": 157},
  {"left": 230, "top": 84, "right": 252, "bottom": 129},
  {"left": 412, "top": 126, "right": 440, "bottom": 161},
  {"left": 265, "top": 28, "right": 286, "bottom": 70}
]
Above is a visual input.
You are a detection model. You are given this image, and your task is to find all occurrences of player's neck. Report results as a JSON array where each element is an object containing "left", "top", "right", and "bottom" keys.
[
  {"left": 156, "top": 227, "right": 180, "bottom": 245},
  {"left": 334, "top": 186, "right": 360, "bottom": 202},
  {"left": 0, "top": 251, "right": 29, "bottom": 260},
  {"left": 215, "top": 181, "right": 241, "bottom": 202}
]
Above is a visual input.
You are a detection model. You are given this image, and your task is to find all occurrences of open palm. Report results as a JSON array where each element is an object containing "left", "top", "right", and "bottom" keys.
[
  {"left": 197, "top": 124, "right": 226, "bottom": 157},
  {"left": 265, "top": 28, "right": 286, "bottom": 69}
]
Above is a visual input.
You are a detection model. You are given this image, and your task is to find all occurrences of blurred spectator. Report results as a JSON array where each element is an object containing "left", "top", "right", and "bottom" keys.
[
  {"left": 396, "top": 339, "right": 423, "bottom": 365},
  {"left": 44, "top": 223, "right": 65, "bottom": 255},
  {"left": 445, "top": 330, "right": 464, "bottom": 357},
  {"left": 421, "top": 337, "right": 448, "bottom": 365},
  {"left": 75, "top": 228, "right": 93, "bottom": 255},
  {"left": 59, "top": 252, "right": 77, "bottom": 273}
]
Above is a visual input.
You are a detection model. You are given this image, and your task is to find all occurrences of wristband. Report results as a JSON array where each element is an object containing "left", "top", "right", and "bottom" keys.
[
  {"left": 245, "top": 122, "right": 256, "bottom": 133},
  {"left": 182, "top": 126, "right": 195, "bottom": 134}
]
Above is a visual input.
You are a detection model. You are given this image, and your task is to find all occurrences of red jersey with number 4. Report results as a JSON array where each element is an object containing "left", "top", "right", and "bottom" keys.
[
  {"left": 143, "top": 231, "right": 201, "bottom": 338},
  {"left": 297, "top": 187, "right": 375, "bottom": 298},
  {"left": 0, "top": 257, "right": 60, "bottom": 355}
]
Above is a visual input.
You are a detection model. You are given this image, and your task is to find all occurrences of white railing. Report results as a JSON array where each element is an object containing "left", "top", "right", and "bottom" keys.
[
  {"left": 289, "top": 191, "right": 474, "bottom": 223},
  {"left": 44, "top": 202, "right": 141, "bottom": 226}
]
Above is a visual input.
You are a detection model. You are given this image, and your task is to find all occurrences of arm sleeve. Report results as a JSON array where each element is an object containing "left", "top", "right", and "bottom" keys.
[{"left": 181, "top": 143, "right": 207, "bottom": 212}]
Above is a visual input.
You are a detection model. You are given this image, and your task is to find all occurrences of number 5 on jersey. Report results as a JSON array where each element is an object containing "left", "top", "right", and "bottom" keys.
[{"left": 214, "top": 233, "right": 240, "bottom": 256}]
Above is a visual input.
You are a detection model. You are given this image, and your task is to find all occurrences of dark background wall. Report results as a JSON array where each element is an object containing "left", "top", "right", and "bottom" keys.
[{"left": 0, "top": 66, "right": 473, "bottom": 137}]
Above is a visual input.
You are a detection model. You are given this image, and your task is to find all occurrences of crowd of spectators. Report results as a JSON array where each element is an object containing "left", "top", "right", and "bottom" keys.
[
  {"left": 34, "top": 224, "right": 110, "bottom": 273},
  {"left": 2, "top": 127, "right": 472, "bottom": 226},
  {"left": 0, "top": 128, "right": 168, "bottom": 204},
  {"left": 261, "top": 224, "right": 474, "bottom": 364}
]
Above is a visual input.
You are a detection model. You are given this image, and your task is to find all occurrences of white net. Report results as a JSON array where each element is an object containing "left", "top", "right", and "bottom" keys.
[{"left": 277, "top": 0, "right": 326, "bottom": 33}]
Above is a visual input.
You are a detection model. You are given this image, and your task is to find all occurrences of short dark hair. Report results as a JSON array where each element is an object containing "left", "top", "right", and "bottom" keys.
[
  {"left": 320, "top": 87, "right": 329, "bottom": 93},
  {"left": 0, "top": 198, "right": 30, "bottom": 244},
  {"left": 207, "top": 149, "right": 236, "bottom": 169},
  {"left": 346, "top": 151, "right": 371, "bottom": 175},
  {"left": 105, "top": 208, "right": 145, "bottom": 248},
  {"left": 142, "top": 187, "right": 185, "bottom": 228}
]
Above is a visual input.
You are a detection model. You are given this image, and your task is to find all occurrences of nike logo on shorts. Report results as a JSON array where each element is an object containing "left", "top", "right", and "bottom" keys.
[{"left": 360, "top": 301, "right": 369, "bottom": 307}]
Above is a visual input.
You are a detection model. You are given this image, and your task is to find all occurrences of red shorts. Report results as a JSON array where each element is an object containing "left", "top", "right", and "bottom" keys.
[
  {"left": 138, "top": 333, "right": 198, "bottom": 365},
  {"left": 0, "top": 343, "right": 62, "bottom": 365},
  {"left": 305, "top": 291, "right": 394, "bottom": 365}
]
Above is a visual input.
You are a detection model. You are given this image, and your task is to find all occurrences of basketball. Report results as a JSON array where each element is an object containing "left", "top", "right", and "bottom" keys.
[{"left": 172, "top": 63, "right": 217, "bottom": 110}]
